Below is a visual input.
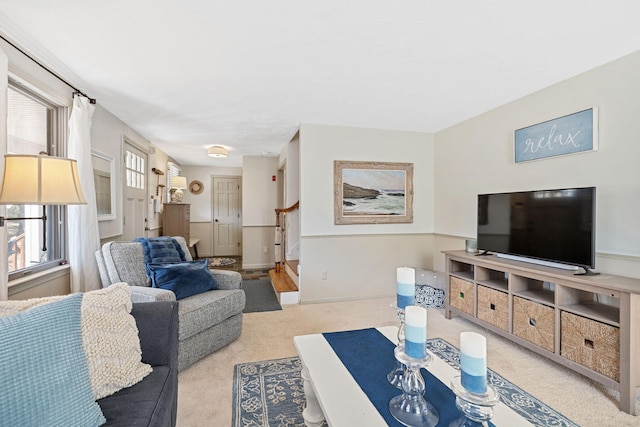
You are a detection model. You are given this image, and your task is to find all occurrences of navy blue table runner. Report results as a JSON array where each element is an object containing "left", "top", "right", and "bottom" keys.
[{"left": 322, "top": 328, "right": 495, "bottom": 427}]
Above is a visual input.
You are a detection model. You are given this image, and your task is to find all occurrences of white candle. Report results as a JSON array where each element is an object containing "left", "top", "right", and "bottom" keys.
[
  {"left": 396, "top": 267, "right": 415, "bottom": 309},
  {"left": 460, "top": 332, "right": 487, "bottom": 394},
  {"left": 404, "top": 305, "right": 427, "bottom": 358}
]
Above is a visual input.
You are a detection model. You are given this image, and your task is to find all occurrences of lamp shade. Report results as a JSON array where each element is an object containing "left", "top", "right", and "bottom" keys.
[
  {"left": 208, "top": 146, "right": 228, "bottom": 158},
  {"left": 170, "top": 176, "right": 187, "bottom": 189},
  {"left": 0, "top": 154, "right": 87, "bottom": 205}
]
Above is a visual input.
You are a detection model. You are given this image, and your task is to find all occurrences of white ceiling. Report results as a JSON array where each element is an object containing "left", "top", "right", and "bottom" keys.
[{"left": 1, "top": 1, "right": 639, "bottom": 167}]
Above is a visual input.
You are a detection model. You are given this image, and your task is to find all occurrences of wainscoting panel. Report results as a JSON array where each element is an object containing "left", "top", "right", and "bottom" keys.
[
  {"left": 189, "top": 222, "right": 213, "bottom": 257},
  {"left": 300, "top": 234, "right": 433, "bottom": 304},
  {"left": 242, "top": 226, "right": 275, "bottom": 269}
]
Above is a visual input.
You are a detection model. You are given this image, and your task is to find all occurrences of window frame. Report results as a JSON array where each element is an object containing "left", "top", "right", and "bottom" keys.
[{"left": 6, "top": 80, "right": 69, "bottom": 281}]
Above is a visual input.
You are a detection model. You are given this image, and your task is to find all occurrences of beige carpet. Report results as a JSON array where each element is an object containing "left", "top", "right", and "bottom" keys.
[{"left": 177, "top": 298, "right": 638, "bottom": 426}]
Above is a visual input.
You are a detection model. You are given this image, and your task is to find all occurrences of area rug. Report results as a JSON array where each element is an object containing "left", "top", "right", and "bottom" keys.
[
  {"left": 242, "top": 279, "right": 282, "bottom": 313},
  {"left": 233, "top": 357, "right": 304, "bottom": 427},
  {"left": 209, "top": 257, "right": 236, "bottom": 267},
  {"left": 232, "top": 339, "right": 577, "bottom": 427}
]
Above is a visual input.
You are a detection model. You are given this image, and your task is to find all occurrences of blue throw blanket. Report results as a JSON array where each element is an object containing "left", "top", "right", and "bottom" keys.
[{"left": 134, "top": 237, "right": 187, "bottom": 264}]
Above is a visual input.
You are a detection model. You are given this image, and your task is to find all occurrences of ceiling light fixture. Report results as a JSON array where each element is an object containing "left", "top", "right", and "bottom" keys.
[{"left": 208, "top": 146, "right": 228, "bottom": 158}]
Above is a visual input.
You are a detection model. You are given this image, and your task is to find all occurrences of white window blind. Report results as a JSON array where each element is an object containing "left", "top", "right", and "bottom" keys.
[
  {"left": 166, "top": 161, "right": 181, "bottom": 201},
  {"left": 6, "top": 84, "right": 65, "bottom": 279}
]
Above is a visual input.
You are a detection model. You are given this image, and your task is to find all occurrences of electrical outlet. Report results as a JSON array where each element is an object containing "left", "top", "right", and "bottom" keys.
[
  {"left": 321, "top": 271, "right": 327, "bottom": 280},
  {"left": 262, "top": 246, "right": 268, "bottom": 254}
]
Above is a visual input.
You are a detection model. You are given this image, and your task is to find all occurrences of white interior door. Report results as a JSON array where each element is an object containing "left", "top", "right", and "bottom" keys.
[
  {"left": 122, "top": 143, "right": 147, "bottom": 241},
  {"left": 212, "top": 176, "right": 240, "bottom": 256}
]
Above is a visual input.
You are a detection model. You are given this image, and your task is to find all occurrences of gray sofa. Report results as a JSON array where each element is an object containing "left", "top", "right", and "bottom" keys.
[
  {"left": 95, "top": 236, "right": 245, "bottom": 371},
  {"left": 98, "top": 301, "right": 178, "bottom": 426}
]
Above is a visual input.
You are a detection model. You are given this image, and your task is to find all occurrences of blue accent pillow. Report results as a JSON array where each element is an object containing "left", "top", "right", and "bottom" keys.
[
  {"left": 146, "top": 259, "right": 217, "bottom": 299},
  {"left": 0, "top": 293, "right": 106, "bottom": 426},
  {"left": 135, "top": 237, "right": 186, "bottom": 264}
]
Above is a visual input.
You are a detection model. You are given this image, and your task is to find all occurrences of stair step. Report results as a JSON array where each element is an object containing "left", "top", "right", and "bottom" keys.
[
  {"left": 269, "top": 269, "right": 298, "bottom": 293},
  {"left": 285, "top": 259, "right": 299, "bottom": 276}
]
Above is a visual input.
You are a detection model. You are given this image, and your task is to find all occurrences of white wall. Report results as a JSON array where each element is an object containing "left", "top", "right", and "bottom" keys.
[
  {"left": 285, "top": 135, "right": 300, "bottom": 260},
  {"left": 433, "top": 50, "right": 640, "bottom": 278},
  {"left": 91, "top": 105, "right": 167, "bottom": 239},
  {"left": 180, "top": 165, "right": 242, "bottom": 257},
  {"left": 242, "top": 156, "right": 279, "bottom": 268},
  {"left": 301, "top": 124, "right": 434, "bottom": 236},
  {"left": 180, "top": 166, "right": 242, "bottom": 221},
  {"left": 242, "top": 157, "right": 279, "bottom": 225},
  {"left": 299, "top": 123, "right": 434, "bottom": 303}
]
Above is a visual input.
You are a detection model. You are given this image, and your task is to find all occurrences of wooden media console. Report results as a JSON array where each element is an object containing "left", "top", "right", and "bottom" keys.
[{"left": 443, "top": 250, "right": 640, "bottom": 415}]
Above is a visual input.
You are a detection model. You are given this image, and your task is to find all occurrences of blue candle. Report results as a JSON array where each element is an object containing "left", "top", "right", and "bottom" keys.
[
  {"left": 460, "top": 332, "right": 488, "bottom": 394},
  {"left": 404, "top": 305, "right": 427, "bottom": 358},
  {"left": 396, "top": 267, "right": 415, "bottom": 309}
]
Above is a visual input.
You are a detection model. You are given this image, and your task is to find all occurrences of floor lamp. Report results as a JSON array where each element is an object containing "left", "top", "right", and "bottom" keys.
[{"left": 0, "top": 154, "right": 87, "bottom": 251}]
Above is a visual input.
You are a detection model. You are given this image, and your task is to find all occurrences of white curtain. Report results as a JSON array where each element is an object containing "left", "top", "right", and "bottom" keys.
[{"left": 68, "top": 95, "right": 100, "bottom": 293}]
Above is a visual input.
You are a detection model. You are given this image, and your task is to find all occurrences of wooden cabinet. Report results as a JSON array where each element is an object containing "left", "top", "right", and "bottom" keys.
[
  {"left": 163, "top": 203, "right": 190, "bottom": 242},
  {"left": 443, "top": 250, "right": 640, "bottom": 415}
]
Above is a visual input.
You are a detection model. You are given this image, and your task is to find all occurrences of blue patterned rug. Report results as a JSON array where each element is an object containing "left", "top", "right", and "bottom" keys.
[
  {"left": 233, "top": 357, "right": 305, "bottom": 427},
  {"left": 232, "top": 339, "right": 577, "bottom": 427}
]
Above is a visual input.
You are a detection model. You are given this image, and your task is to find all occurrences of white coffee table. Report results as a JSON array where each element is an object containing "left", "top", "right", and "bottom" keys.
[{"left": 293, "top": 326, "right": 533, "bottom": 427}]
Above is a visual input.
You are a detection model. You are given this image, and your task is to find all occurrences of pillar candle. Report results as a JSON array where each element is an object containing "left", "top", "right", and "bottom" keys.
[
  {"left": 404, "top": 305, "right": 427, "bottom": 358},
  {"left": 396, "top": 267, "right": 415, "bottom": 309},
  {"left": 460, "top": 332, "right": 487, "bottom": 394}
]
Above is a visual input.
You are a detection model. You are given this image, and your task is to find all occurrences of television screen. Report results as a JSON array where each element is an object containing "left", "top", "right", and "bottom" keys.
[{"left": 477, "top": 187, "right": 595, "bottom": 269}]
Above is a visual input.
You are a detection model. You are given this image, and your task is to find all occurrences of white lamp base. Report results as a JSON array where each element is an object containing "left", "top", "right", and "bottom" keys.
[{"left": 171, "top": 188, "right": 184, "bottom": 203}]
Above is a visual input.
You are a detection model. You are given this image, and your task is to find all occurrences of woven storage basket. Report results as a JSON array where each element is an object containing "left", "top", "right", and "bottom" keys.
[
  {"left": 449, "top": 276, "right": 474, "bottom": 315},
  {"left": 560, "top": 311, "right": 620, "bottom": 381},
  {"left": 477, "top": 286, "right": 508, "bottom": 331},
  {"left": 513, "top": 296, "right": 554, "bottom": 352}
]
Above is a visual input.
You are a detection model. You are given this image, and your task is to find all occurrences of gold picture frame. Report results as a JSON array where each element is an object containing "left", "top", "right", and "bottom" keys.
[{"left": 334, "top": 160, "right": 413, "bottom": 225}]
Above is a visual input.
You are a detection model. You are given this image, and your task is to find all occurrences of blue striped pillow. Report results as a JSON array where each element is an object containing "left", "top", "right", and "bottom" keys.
[{"left": 135, "top": 237, "right": 186, "bottom": 263}]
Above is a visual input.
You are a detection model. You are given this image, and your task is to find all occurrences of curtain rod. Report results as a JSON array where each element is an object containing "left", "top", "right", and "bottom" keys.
[{"left": 0, "top": 33, "right": 96, "bottom": 104}]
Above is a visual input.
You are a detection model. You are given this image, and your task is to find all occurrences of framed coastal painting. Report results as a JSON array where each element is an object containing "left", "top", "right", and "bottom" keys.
[{"left": 334, "top": 160, "right": 413, "bottom": 225}]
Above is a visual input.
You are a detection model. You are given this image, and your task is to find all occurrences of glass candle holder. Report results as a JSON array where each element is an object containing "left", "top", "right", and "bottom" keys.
[
  {"left": 449, "top": 375, "right": 499, "bottom": 427},
  {"left": 387, "top": 308, "right": 406, "bottom": 389},
  {"left": 389, "top": 345, "right": 439, "bottom": 427}
]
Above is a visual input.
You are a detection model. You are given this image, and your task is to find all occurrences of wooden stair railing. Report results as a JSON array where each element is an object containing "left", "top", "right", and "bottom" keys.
[
  {"left": 275, "top": 201, "right": 299, "bottom": 225},
  {"left": 274, "top": 201, "right": 299, "bottom": 272}
]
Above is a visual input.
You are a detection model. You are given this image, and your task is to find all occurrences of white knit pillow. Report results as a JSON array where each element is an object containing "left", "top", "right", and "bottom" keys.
[
  {"left": 0, "top": 283, "right": 152, "bottom": 400},
  {"left": 80, "top": 283, "right": 153, "bottom": 399}
]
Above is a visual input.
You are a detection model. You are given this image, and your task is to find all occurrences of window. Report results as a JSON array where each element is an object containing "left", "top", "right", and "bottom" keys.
[
  {"left": 6, "top": 84, "right": 66, "bottom": 279},
  {"left": 166, "top": 161, "right": 181, "bottom": 202},
  {"left": 125, "top": 149, "right": 145, "bottom": 190}
]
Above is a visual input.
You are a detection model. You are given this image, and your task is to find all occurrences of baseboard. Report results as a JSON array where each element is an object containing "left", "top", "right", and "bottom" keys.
[
  {"left": 300, "top": 293, "right": 394, "bottom": 305},
  {"left": 241, "top": 263, "right": 273, "bottom": 270}
]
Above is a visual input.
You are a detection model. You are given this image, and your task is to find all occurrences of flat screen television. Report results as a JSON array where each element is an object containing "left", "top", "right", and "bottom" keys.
[{"left": 476, "top": 187, "right": 596, "bottom": 274}]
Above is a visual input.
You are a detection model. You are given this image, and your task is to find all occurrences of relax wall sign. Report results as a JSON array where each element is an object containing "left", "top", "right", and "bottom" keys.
[{"left": 514, "top": 107, "right": 598, "bottom": 163}]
